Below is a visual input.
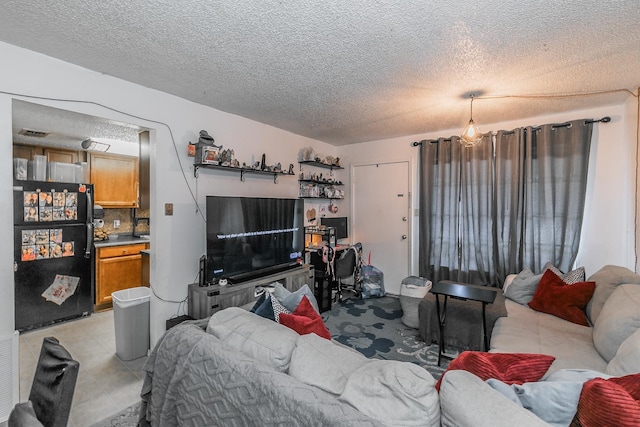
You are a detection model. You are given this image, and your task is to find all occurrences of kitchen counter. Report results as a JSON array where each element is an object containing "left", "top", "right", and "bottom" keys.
[{"left": 94, "top": 234, "right": 151, "bottom": 248}]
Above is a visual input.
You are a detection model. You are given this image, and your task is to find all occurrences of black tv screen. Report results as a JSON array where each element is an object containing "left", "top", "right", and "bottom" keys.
[
  {"left": 206, "top": 196, "right": 305, "bottom": 283},
  {"left": 321, "top": 216, "right": 348, "bottom": 239}
]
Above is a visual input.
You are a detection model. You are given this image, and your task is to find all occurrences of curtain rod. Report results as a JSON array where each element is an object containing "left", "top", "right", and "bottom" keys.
[{"left": 411, "top": 116, "right": 611, "bottom": 146}]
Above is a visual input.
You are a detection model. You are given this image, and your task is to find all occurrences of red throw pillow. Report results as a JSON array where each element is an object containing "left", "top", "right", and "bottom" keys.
[
  {"left": 435, "top": 351, "right": 555, "bottom": 391},
  {"left": 572, "top": 373, "right": 640, "bottom": 426},
  {"left": 528, "top": 269, "right": 595, "bottom": 326},
  {"left": 278, "top": 296, "right": 331, "bottom": 340}
]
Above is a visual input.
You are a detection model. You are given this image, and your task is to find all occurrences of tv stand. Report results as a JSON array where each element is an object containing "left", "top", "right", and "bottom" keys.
[{"left": 188, "top": 264, "right": 314, "bottom": 320}]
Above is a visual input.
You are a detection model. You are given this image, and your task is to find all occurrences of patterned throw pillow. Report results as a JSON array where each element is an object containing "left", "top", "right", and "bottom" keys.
[
  {"left": 543, "top": 262, "right": 585, "bottom": 284},
  {"left": 270, "top": 295, "right": 291, "bottom": 322},
  {"left": 572, "top": 373, "right": 640, "bottom": 426},
  {"left": 528, "top": 269, "right": 595, "bottom": 326},
  {"left": 435, "top": 351, "right": 555, "bottom": 391}
]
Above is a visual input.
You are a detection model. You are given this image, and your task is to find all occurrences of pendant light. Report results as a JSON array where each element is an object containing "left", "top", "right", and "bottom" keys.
[{"left": 461, "top": 94, "right": 482, "bottom": 147}]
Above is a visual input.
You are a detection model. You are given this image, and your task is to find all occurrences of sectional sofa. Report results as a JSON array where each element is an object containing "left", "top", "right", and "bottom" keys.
[{"left": 438, "top": 265, "right": 640, "bottom": 426}]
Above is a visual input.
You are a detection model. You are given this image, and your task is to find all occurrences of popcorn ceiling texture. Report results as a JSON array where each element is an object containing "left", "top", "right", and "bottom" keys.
[{"left": 0, "top": 1, "right": 638, "bottom": 145}]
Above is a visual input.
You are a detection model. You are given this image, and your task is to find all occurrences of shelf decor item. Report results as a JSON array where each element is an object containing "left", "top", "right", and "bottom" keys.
[{"left": 201, "top": 146, "right": 220, "bottom": 165}]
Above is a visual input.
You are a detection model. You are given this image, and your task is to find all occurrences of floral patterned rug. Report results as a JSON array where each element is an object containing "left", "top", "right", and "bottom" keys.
[{"left": 323, "top": 295, "right": 449, "bottom": 380}]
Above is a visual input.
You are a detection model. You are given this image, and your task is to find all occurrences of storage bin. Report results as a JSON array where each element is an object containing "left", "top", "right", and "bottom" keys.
[{"left": 14, "top": 158, "right": 28, "bottom": 180}]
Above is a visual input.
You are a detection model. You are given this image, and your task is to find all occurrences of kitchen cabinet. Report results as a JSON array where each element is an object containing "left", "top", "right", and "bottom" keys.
[
  {"left": 90, "top": 152, "right": 139, "bottom": 208},
  {"left": 44, "top": 147, "right": 81, "bottom": 164},
  {"left": 13, "top": 144, "right": 37, "bottom": 160},
  {"left": 95, "top": 242, "right": 149, "bottom": 310}
]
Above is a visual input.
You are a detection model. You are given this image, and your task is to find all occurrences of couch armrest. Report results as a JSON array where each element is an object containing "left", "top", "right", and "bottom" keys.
[{"left": 439, "top": 370, "right": 549, "bottom": 427}]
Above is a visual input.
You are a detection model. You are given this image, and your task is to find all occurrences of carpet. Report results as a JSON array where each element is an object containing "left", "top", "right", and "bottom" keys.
[
  {"left": 92, "top": 295, "right": 448, "bottom": 426},
  {"left": 89, "top": 401, "right": 140, "bottom": 427},
  {"left": 323, "top": 295, "right": 450, "bottom": 380}
]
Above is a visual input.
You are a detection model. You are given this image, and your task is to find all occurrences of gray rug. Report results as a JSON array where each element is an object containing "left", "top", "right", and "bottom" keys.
[
  {"left": 89, "top": 401, "right": 140, "bottom": 427},
  {"left": 92, "top": 296, "right": 447, "bottom": 426},
  {"left": 323, "top": 295, "right": 449, "bottom": 380}
]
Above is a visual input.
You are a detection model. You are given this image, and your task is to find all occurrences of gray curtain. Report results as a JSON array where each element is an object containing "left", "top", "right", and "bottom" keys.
[
  {"left": 519, "top": 120, "right": 593, "bottom": 273},
  {"left": 420, "top": 119, "right": 593, "bottom": 285},
  {"left": 419, "top": 137, "right": 462, "bottom": 284},
  {"left": 419, "top": 133, "right": 493, "bottom": 284}
]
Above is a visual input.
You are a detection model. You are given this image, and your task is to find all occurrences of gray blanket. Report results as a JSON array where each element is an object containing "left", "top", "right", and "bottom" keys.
[{"left": 139, "top": 319, "right": 382, "bottom": 427}]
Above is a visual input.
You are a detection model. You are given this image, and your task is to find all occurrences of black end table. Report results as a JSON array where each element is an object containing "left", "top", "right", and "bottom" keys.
[{"left": 430, "top": 280, "right": 498, "bottom": 366}]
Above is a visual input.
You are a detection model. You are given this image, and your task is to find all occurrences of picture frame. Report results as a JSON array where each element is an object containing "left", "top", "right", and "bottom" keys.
[{"left": 201, "top": 146, "right": 220, "bottom": 165}]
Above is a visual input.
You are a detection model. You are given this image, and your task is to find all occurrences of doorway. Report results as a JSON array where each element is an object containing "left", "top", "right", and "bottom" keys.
[{"left": 352, "top": 161, "right": 410, "bottom": 295}]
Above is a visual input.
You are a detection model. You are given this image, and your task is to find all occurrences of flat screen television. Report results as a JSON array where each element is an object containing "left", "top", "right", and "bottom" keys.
[
  {"left": 206, "top": 196, "right": 305, "bottom": 284},
  {"left": 321, "top": 216, "right": 348, "bottom": 239}
]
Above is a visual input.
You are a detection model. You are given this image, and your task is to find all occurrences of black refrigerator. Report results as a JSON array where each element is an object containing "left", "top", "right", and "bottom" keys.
[{"left": 14, "top": 180, "right": 94, "bottom": 332}]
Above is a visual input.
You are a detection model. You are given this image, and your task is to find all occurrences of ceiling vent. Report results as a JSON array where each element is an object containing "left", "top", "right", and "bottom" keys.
[{"left": 18, "top": 128, "right": 49, "bottom": 138}]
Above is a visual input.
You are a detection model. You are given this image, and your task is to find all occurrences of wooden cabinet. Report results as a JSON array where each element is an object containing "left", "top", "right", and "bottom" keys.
[
  {"left": 95, "top": 242, "right": 149, "bottom": 310},
  {"left": 90, "top": 152, "right": 139, "bottom": 208},
  {"left": 13, "top": 144, "right": 37, "bottom": 160},
  {"left": 44, "top": 147, "right": 81, "bottom": 164},
  {"left": 188, "top": 265, "right": 315, "bottom": 319}
]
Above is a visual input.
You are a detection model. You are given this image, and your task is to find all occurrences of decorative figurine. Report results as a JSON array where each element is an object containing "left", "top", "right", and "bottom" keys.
[{"left": 288, "top": 164, "right": 294, "bottom": 175}]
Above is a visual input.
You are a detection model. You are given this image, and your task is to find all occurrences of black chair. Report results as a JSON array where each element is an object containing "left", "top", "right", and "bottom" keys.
[
  {"left": 8, "top": 337, "right": 79, "bottom": 427},
  {"left": 334, "top": 243, "right": 362, "bottom": 302}
]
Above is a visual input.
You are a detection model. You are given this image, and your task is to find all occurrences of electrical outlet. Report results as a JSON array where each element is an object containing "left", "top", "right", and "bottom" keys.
[{"left": 113, "top": 219, "right": 120, "bottom": 229}]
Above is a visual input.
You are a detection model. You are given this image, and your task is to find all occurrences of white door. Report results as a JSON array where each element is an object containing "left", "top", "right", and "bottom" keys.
[{"left": 352, "top": 161, "right": 410, "bottom": 295}]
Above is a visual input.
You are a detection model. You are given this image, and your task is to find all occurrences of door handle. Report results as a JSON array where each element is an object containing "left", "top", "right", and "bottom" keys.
[{"left": 402, "top": 235, "right": 407, "bottom": 240}]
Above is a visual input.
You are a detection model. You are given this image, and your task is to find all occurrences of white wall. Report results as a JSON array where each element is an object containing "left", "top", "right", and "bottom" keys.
[
  {"left": 0, "top": 42, "right": 337, "bottom": 346},
  {"left": 341, "top": 101, "right": 638, "bottom": 279}
]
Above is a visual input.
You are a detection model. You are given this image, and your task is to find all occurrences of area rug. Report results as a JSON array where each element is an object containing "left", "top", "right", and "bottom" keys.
[
  {"left": 89, "top": 401, "right": 140, "bottom": 427},
  {"left": 322, "top": 295, "right": 450, "bottom": 380}
]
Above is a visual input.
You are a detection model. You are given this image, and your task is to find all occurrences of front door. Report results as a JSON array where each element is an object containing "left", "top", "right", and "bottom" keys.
[{"left": 352, "top": 161, "right": 410, "bottom": 295}]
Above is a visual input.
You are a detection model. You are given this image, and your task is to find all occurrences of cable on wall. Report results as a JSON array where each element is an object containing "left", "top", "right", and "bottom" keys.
[
  {"left": 0, "top": 90, "right": 205, "bottom": 223},
  {"left": 0, "top": 89, "right": 206, "bottom": 302}
]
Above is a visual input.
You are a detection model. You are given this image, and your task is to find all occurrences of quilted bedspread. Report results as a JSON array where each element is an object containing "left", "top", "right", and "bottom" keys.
[{"left": 139, "top": 319, "right": 382, "bottom": 427}]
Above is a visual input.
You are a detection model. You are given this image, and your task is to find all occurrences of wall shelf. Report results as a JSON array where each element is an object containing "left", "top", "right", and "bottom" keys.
[
  {"left": 298, "top": 179, "right": 343, "bottom": 186},
  {"left": 194, "top": 163, "right": 295, "bottom": 184},
  {"left": 300, "top": 196, "right": 345, "bottom": 200},
  {"left": 298, "top": 160, "right": 343, "bottom": 171}
]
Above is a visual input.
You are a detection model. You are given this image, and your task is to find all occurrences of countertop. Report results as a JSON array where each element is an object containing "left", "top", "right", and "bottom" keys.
[{"left": 94, "top": 234, "right": 151, "bottom": 248}]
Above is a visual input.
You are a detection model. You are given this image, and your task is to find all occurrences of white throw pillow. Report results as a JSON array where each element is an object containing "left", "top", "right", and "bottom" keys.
[
  {"left": 593, "top": 284, "right": 640, "bottom": 362},
  {"left": 206, "top": 307, "right": 299, "bottom": 372},
  {"left": 289, "top": 333, "right": 368, "bottom": 395},
  {"left": 340, "top": 360, "right": 440, "bottom": 426}
]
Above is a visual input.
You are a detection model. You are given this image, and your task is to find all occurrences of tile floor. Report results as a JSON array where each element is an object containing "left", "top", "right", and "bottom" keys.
[{"left": 15, "top": 310, "right": 146, "bottom": 426}]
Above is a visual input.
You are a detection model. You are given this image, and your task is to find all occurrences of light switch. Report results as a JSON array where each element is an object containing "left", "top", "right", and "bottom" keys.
[{"left": 165, "top": 203, "right": 173, "bottom": 216}]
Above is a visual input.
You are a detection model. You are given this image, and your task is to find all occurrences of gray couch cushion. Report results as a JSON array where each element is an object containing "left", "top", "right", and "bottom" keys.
[
  {"left": 592, "top": 284, "right": 640, "bottom": 362},
  {"left": 340, "top": 360, "right": 440, "bottom": 427},
  {"left": 439, "top": 370, "right": 549, "bottom": 427},
  {"left": 586, "top": 265, "right": 640, "bottom": 325},
  {"left": 491, "top": 300, "right": 607, "bottom": 376},
  {"left": 206, "top": 307, "right": 299, "bottom": 372},
  {"left": 289, "top": 333, "right": 368, "bottom": 395},
  {"left": 606, "top": 327, "right": 640, "bottom": 376}
]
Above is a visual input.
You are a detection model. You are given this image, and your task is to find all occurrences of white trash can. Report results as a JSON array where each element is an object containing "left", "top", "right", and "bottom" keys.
[
  {"left": 112, "top": 287, "right": 151, "bottom": 360},
  {"left": 399, "top": 276, "right": 432, "bottom": 328}
]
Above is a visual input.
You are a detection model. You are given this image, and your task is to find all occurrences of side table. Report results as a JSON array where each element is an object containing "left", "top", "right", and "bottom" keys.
[{"left": 430, "top": 280, "right": 498, "bottom": 366}]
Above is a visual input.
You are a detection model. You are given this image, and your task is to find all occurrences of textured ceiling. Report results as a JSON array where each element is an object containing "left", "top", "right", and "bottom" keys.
[{"left": 1, "top": 1, "right": 639, "bottom": 145}]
